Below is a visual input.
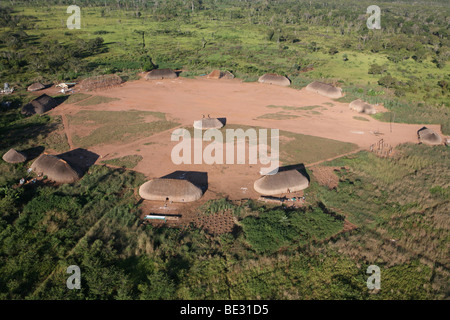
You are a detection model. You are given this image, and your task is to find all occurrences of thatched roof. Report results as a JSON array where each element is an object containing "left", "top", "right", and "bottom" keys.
[
  {"left": 21, "top": 94, "right": 58, "bottom": 116},
  {"left": 254, "top": 169, "right": 309, "bottom": 195},
  {"left": 30, "top": 154, "right": 79, "bottom": 184},
  {"left": 193, "top": 118, "right": 224, "bottom": 130},
  {"left": 145, "top": 68, "right": 178, "bottom": 80},
  {"left": 27, "top": 82, "right": 45, "bottom": 92},
  {"left": 2, "top": 148, "right": 26, "bottom": 164},
  {"left": 417, "top": 127, "right": 442, "bottom": 145},
  {"left": 139, "top": 178, "right": 203, "bottom": 202},
  {"left": 80, "top": 74, "right": 122, "bottom": 91},
  {"left": 258, "top": 73, "right": 291, "bottom": 87},
  {"left": 349, "top": 99, "right": 376, "bottom": 115},
  {"left": 207, "top": 70, "right": 235, "bottom": 80},
  {"left": 305, "top": 81, "right": 343, "bottom": 99}
]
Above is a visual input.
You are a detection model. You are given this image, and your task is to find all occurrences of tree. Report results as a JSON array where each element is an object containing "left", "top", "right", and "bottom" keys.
[{"left": 378, "top": 75, "right": 398, "bottom": 88}]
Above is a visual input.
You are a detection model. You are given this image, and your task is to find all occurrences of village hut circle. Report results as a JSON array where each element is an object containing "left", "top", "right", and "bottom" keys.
[
  {"left": 27, "top": 82, "right": 45, "bottom": 92},
  {"left": 193, "top": 118, "right": 224, "bottom": 130},
  {"left": 417, "top": 127, "right": 442, "bottom": 145},
  {"left": 80, "top": 74, "right": 122, "bottom": 91},
  {"left": 305, "top": 81, "right": 343, "bottom": 99},
  {"left": 145, "top": 68, "right": 178, "bottom": 80},
  {"left": 258, "top": 73, "right": 291, "bottom": 87},
  {"left": 21, "top": 94, "right": 58, "bottom": 116},
  {"left": 2, "top": 148, "right": 27, "bottom": 164},
  {"left": 30, "top": 154, "right": 80, "bottom": 184},
  {"left": 254, "top": 169, "right": 309, "bottom": 195},
  {"left": 349, "top": 99, "right": 376, "bottom": 115},
  {"left": 207, "top": 70, "right": 235, "bottom": 80},
  {"left": 139, "top": 178, "right": 203, "bottom": 202}
]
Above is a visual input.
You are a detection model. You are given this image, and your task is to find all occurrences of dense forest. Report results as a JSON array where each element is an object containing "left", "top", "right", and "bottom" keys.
[{"left": 0, "top": 0, "right": 449, "bottom": 300}]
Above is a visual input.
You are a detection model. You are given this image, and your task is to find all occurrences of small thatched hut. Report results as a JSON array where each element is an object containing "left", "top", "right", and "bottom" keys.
[
  {"left": 305, "top": 81, "right": 343, "bottom": 99},
  {"left": 145, "top": 68, "right": 178, "bottom": 80},
  {"left": 254, "top": 169, "right": 309, "bottom": 195},
  {"left": 207, "top": 70, "right": 235, "bottom": 80},
  {"left": 27, "top": 82, "right": 45, "bottom": 92},
  {"left": 139, "top": 178, "right": 203, "bottom": 202},
  {"left": 21, "top": 94, "right": 58, "bottom": 116},
  {"left": 30, "top": 154, "right": 79, "bottom": 184},
  {"left": 2, "top": 148, "right": 26, "bottom": 164},
  {"left": 193, "top": 118, "right": 224, "bottom": 130},
  {"left": 417, "top": 127, "right": 442, "bottom": 145},
  {"left": 258, "top": 73, "right": 291, "bottom": 87},
  {"left": 80, "top": 74, "right": 122, "bottom": 91},
  {"left": 349, "top": 99, "right": 376, "bottom": 115}
]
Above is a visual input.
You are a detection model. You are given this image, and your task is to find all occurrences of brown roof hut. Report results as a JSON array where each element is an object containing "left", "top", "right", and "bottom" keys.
[
  {"left": 139, "top": 178, "right": 203, "bottom": 202},
  {"left": 21, "top": 94, "right": 58, "bottom": 116},
  {"left": 145, "top": 68, "right": 178, "bottom": 80},
  {"left": 2, "top": 148, "right": 27, "bottom": 164},
  {"left": 417, "top": 127, "right": 442, "bottom": 145},
  {"left": 207, "top": 70, "right": 235, "bottom": 80},
  {"left": 305, "top": 81, "right": 343, "bottom": 99},
  {"left": 30, "top": 154, "right": 80, "bottom": 184},
  {"left": 27, "top": 82, "right": 45, "bottom": 92},
  {"left": 193, "top": 118, "right": 224, "bottom": 130},
  {"left": 254, "top": 169, "right": 309, "bottom": 195},
  {"left": 258, "top": 73, "right": 291, "bottom": 87},
  {"left": 349, "top": 99, "right": 376, "bottom": 115}
]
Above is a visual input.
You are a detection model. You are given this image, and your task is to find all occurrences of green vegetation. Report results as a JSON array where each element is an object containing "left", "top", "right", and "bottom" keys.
[
  {"left": 75, "top": 95, "right": 120, "bottom": 106},
  {"left": 353, "top": 116, "right": 370, "bottom": 121},
  {"left": 64, "top": 93, "right": 92, "bottom": 104},
  {"left": 257, "top": 112, "right": 300, "bottom": 120},
  {"left": 101, "top": 155, "right": 143, "bottom": 169},
  {"left": 67, "top": 110, "right": 179, "bottom": 148}
]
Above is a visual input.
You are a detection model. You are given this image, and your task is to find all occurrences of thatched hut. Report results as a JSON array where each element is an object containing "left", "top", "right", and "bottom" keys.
[
  {"left": 349, "top": 99, "right": 376, "bottom": 115},
  {"left": 207, "top": 70, "right": 234, "bottom": 80},
  {"left": 417, "top": 127, "right": 442, "bottom": 145},
  {"left": 139, "top": 178, "right": 203, "bottom": 202},
  {"left": 145, "top": 68, "right": 178, "bottom": 80},
  {"left": 30, "top": 154, "right": 79, "bottom": 184},
  {"left": 80, "top": 74, "right": 122, "bottom": 91},
  {"left": 254, "top": 169, "right": 309, "bottom": 195},
  {"left": 2, "top": 148, "right": 26, "bottom": 164},
  {"left": 21, "top": 94, "right": 58, "bottom": 116},
  {"left": 258, "top": 73, "right": 291, "bottom": 87},
  {"left": 193, "top": 118, "right": 224, "bottom": 130},
  {"left": 305, "top": 81, "right": 343, "bottom": 99},
  {"left": 27, "top": 82, "right": 45, "bottom": 92}
]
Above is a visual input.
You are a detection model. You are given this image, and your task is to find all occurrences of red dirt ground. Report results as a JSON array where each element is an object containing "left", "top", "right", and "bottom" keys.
[{"left": 46, "top": 76, "right": 444, "bottom": 204}]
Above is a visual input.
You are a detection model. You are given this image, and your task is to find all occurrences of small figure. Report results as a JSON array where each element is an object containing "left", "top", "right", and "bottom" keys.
[{"left": 19, "top": 178, "right": 25, "bottom": 185}]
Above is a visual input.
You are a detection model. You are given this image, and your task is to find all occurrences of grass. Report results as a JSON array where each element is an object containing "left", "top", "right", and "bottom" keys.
[
  {"left": 101, "top": 155, "right": 143, "bottom": 169},
  {"left": 257, "top": 112, "right": 300, "bottom": 120},
  {"left": 75, "top": 96, "right": 120, "bottom": 106},
  {"left": 353, "top": 116, "right": 370, "bottom": 121},
  {"left": 67, "top": 110, "right": 179, "bottom": 148},
  {"left": 266, "top": 105, "right": 322, "bottom": 111},
  {"left": 64, "top": 93, "right": 92, "bottom": 104}
]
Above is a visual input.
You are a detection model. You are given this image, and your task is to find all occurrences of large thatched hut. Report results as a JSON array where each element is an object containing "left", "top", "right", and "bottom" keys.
[
  {"left": 2, "top": 148, "right": 26, "bottom": 164},
  {"left": 21, "top": 94, "right": 58, "bottom": 116},
  {"left": 139, "top": 178, "right": 203, "bottom": 202},
  {"left": 193, "top": 118, "right": 224, "bottom": 130},
  {"left": 27, "top": 82, "right": 45, "bottom": 92},
  {"left": 207, "top": 70, "right": 234, "bottom": 80},
  {"left": 258, "top": 73, "right": 291, "bottom": 87},
  {"left": 305, "top": 81, "right": 343, "bottom": 99},
  {"left": 80, "top": 74, "right": 123, "bottom": 91},
  {"left": 349, "top": 99, "right": 376, "bottom": 115},
  {"left": 254, "top": 169, "right": 309, "bottom": 195},
  {"left": 417, "top": 127, "right": 442, "bottom": 145},
  {"left": 145, "top": 68, "right": 178, "bottom": 80},
  {"left": 30, "top": 154, "right": 79, "bottom": 184}
]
